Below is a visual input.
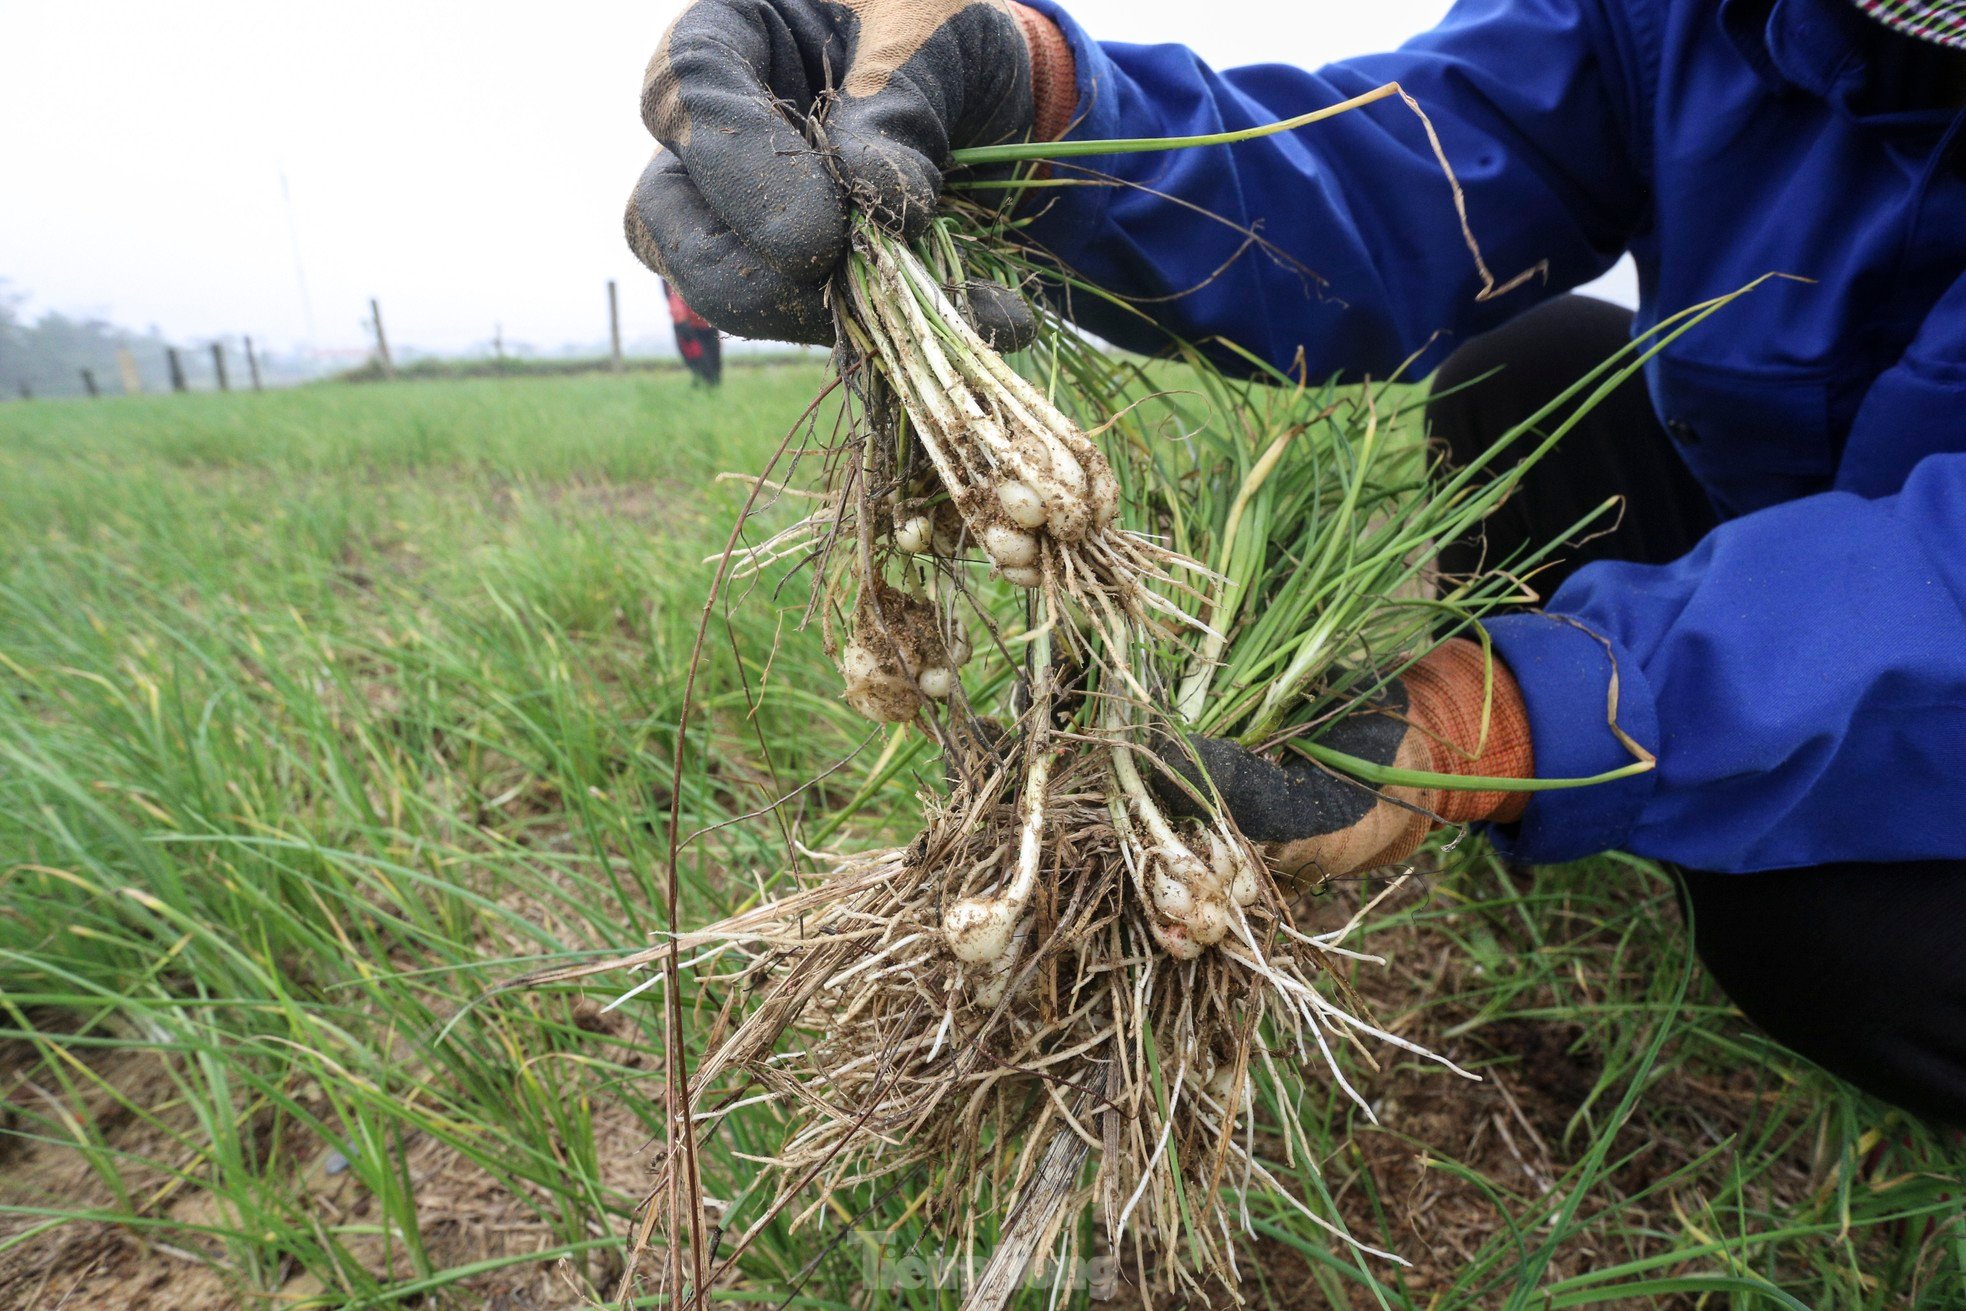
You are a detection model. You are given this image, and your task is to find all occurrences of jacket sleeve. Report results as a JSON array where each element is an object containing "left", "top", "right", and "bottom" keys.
[
  {"left": 1482, "top": 451, "right": 1966, "bottom": 873},
  {"left": 1015, "top": 0, "right": 1649, "bottom": 377}
]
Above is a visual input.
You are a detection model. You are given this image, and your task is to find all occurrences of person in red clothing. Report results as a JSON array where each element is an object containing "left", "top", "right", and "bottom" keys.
[{"left": 663, "top": 279, "right": 721, "bottom": 387}]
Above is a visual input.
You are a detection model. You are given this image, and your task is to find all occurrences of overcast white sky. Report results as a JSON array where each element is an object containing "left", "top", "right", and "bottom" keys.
[{"left": 0, "top": 1, "right": 1632, "bottom": 357}]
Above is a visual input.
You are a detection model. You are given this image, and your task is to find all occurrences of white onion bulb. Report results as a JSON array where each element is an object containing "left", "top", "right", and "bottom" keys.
[
  {"left": 996, "top": 480, "right": 1048, "bottom": 528},
  {"left": 841, "top": 641, "right": 881, "bottom": 682},
  {"left": 893, "top": 515, "right": 933, "bottom": 554},
  {"left": 1187, "top": 896, "right": 1230, "bottom": 946},
  {"left": 1204, "top": 832, "right": 1235, "bottom": 892},
  {"left": 1159, "top": 922, "right": 1204, "bottom": 962},
  {"left": 981, "top": 524, "right": 1039, "bottom": 569},
  {"left": 1151, "top": 872, "right": 1195, "bottom": 919},
  {"left": 944, "top": 898, "right": 1018, "bottom": 964},
  {"left": 1229, "top": 861, "right": 1260, "bottom": 907}
]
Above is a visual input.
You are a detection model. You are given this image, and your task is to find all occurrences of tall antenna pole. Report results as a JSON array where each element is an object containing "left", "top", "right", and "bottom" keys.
[{"left": 279, "top": 168, "right": 320, "bottom": 344}]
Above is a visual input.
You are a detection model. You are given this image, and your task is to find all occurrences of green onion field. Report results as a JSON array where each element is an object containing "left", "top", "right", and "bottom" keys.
[{"left": 0, "top": 369, "right": 1959, "bottom": 1308}]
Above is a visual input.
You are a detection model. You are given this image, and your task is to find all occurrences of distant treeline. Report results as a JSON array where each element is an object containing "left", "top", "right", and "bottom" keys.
[
  {"left": 0, "top": 281, "right": 329, "bottom": 399},
  {"left": 0, "top": 284, "right": 183, "bottom": 399}
]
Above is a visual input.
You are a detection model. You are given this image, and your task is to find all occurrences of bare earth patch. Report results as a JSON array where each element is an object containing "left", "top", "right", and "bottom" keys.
[{"left": 0, "top": 1031, "right": 656, "bottom": 1309}]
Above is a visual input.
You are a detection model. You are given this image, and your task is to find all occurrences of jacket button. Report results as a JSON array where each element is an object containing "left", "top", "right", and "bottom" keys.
[{"left": 1667, "top": 417, "right": 1698, "bottom": 445}]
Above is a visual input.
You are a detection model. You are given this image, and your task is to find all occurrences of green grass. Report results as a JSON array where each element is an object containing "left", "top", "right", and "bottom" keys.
[{"left": 0, "top": 373, "right": 1960, "bottom": 1308}]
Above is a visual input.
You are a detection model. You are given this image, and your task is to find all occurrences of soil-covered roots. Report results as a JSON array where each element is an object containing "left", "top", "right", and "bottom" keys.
[{"left": 628, "top": 693, "right": 1474, "bottom": 1299}]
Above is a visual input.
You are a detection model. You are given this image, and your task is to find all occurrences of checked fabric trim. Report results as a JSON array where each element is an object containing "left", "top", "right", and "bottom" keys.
[{"left": 1852, "top": 0, "right": 1966, "bottom": 49}]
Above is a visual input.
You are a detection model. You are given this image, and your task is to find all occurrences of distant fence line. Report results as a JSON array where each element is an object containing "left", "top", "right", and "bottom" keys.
[{"left": 1, "top": 282, "right": 801, "bottom": 402}]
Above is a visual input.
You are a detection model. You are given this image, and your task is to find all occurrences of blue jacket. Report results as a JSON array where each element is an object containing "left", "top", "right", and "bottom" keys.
[{"left": 1020, "top": 0, "right": 1966, "bottom": 872}]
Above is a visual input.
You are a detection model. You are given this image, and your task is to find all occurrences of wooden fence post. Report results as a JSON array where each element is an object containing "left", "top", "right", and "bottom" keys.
[
  {"left": 370, "top": 298, "right": 396, "bottom": 379},
  {"left": 210, "top": 342, "right": 230, "bottom": 392},
  {"left": 166, "top": 348, "right": 188, "bottom": 393},
  {"left": 116, "top": 347, "right": 142, "bottom": 395},
  {"left": 244, "top": 336, "right": 264, "bottom": 391},
  {"left": 80, "top": 369, "right": 100, "bottom": 397},
  {"left": 608, "top": 279, "right": 624, "bottom": 373}
]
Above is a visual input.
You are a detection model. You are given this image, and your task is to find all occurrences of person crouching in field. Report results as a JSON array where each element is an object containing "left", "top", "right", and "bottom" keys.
[{"left": 624, "top": 0, "right": 1966, "bottom": 1124}]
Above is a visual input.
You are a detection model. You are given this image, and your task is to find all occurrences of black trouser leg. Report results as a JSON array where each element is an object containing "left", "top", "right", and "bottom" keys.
[
  {"left": 1673, "top": 863, "right": 1966, "bottom": 1126},
  {"left": 1427, "top": 295, "right": 1966, "bottom": 1126},
  {"left": 1429, "top": 294, "right": 1718, "bottom": 591}
]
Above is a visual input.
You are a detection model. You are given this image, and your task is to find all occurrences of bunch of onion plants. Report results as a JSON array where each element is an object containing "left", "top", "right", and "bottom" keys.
[{"left": 534, "top": 99, "right": 1762, "bottom": 1309}]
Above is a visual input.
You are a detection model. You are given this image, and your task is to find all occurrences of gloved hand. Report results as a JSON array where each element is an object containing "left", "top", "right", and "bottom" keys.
[
  {"left": 1161, "top": 639, "right": 1535, "bottom": 880},
  {"left": 625, "top": 0, "right": 1077, "bottom": 343}
]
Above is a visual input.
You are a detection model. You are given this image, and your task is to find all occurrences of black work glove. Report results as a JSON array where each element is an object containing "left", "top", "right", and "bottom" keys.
[
  {"left": 625, "top": 0, "right": 1044, "bottom": 344},
  {"left": 1158, "top": 640, "right": 1537, "bottom": 880}
]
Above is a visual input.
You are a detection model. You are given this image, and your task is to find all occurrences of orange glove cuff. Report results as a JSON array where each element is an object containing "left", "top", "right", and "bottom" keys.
[
  {"left": 1403, "top": 638, "right": 1535, "bottom": 826},
  {"left": 1011, "top": 3, "right": 1077, "bottom": 143}
]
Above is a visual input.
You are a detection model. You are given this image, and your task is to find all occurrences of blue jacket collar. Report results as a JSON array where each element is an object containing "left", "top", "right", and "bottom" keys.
[
  {"left": 1721, "top": 0, "right": 1862, "bottom": 100},
  {"left": 1722, "top": 0, "right": 1962, "bottom": 125}
]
